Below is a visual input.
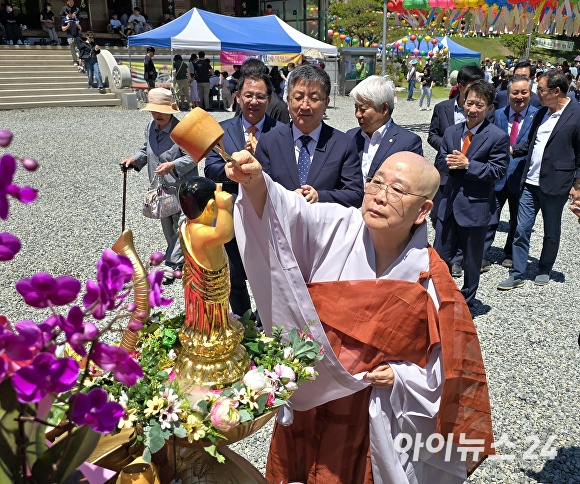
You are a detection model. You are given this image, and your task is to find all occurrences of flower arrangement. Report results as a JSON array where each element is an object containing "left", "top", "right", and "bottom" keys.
[
  {"left": 93, "top": 311, "right": 324, "bottom": 462},
  {"left": 0, "top": 130, "right": 172, "bottom": 483}
]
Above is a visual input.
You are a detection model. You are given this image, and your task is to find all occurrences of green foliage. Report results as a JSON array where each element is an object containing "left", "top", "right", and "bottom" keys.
[
  {"left": 500, "top": 33, "right": 535, "bottom": 59},
  {"left": 31, "top": 426, "right": 101, "bottom": 484},
  {"left": 329, "top": 0, "right": 384, "bottom": 45}
]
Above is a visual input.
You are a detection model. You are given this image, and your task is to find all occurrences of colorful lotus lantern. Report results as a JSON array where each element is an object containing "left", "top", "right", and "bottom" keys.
[
  {"left": 333, "top": 31, "right": 339, "bottom": 38},
  {"left": 372, "top": 43, "right": 379, "bottom": 48},
  {"left": 339, "top": 34, "right": 346, "bottom": 40},
  {"left": 425, "top": 35, "right": 431, "bottom": 42},
  {"left": 398, "top": 45, "right": 404, "bottom": 51},
  {"left": 328, "top": 29, "right": 333, "bottom": 37},
  {"left": 345, "top": 36, "right": 351, "bottom": 43},
  {"left": 428, "top": 51, "right": 434, "bottom": 57},
  {"left": 410, "top": 34, "right": 417, "bottom": 41},
  {"left": 413, "top": 48, "right": 420, "bottom": 55}
]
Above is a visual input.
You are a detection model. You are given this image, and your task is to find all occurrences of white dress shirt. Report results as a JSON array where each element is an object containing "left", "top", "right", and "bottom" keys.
[
  {"left": 527, "top": 99, "right": 569, "bottom": 186},
  {"left": 361, "top": 120, "right": 391, "bottom": 179}
]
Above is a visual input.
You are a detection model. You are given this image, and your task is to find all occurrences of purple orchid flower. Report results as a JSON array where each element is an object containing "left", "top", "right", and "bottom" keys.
[
  {"left": 11, "top": 352, "right": 79, "bottom": 403},
  {"left": 16, "top": 273, "right": 81, "bottom": 309},
  {"left": 69, "top": 388, "right": 124, "bottom": 433},
  {"left": 147, "top": 270, "right": 173, "bottom": 308},
  {"left": 54, "top": 306, "right": 98, "bottom": 357},
  {"left": 0, "top": 129, "right": 13, "bottom": 148},
  {"left": 0, "top": 232, "right": 21, "bottom": 261},
  {"left": 0, "top": 154, "right": 38, "bottom": 220},
  {"left": 92, "top": 342, "right": 143, "bottom": 387},
  {"left": 0, "top": 320, "right": 43, "bottom": 362},
  {"left": 83, "top": 250, "right": 133, "bottom": 320}
]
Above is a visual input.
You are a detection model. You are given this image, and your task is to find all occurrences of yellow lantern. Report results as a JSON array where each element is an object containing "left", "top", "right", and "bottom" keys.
[
  {"left": 443, "top": 47, "right": 449, "bottom": 54},
  {"left": 425, "top": 35, "right": 431, "bottom": 42},
  {"left": 402, "top": 37, "right": 409, "bottom": 43}
]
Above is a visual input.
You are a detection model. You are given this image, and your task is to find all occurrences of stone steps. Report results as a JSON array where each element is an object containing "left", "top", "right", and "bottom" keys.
[{"left": 0, "top": 45, "right": 123, "bottom": 110}]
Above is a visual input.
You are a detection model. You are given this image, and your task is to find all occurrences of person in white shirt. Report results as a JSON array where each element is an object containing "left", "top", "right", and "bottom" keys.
[
  {"left": 346, "top": 75, "right": 423, "bottom": 180},
  {"left": 127, "top": 7, "right": 146, "bottom": 34}
]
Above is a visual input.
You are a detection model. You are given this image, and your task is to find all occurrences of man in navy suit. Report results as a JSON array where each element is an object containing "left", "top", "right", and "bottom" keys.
[
  {"left": 428, "top": 65, "right": 486, "bottom": 277},
  {"left": 494, "top": 61, "right": 542, "bottom": 111},
  {"left": 498, "top": 69, "right": 580, "bottom": 289},
  {"left": 346, "top": 75, "right": 423, "bottom": 179},
  {"left": 482, "top": 75, "right": 538, "bottom": 271},
  {"left": 205, "top": 69, "right": 282, "bottom": 316},
  {"left": 434, "top": 81, "right": 509, "bottom": 306},
  {"left": 255, "top": 64, "right": 363, "bottom": 208}
]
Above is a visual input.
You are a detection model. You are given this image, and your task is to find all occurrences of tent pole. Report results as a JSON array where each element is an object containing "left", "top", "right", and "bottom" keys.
[
  {"left": 333, "top": 58, "right": 337, "bottom": 109},
  {"left": 128, "top": 44, "right": 132, "bottom": 79}
]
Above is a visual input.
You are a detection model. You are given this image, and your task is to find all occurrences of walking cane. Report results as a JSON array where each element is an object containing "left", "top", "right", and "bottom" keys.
[{"left": 120, "top": 163, "right": 128, "bottom": 232}]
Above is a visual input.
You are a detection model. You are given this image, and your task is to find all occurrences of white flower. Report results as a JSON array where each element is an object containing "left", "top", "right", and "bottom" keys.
[
  {"left": 243, "top": 368, "right": 272, "bottom": 393},
  {"left": 118, "top": 391, "right": 129, "bottom": 408},
  {"left": 161, "top": 387, "right": 179, "bottom": 404},
  {"left": 167, "top": 349, "right": 177, "bottom": 360},
  {"left": 283, "top": 347, "right": 295, "bottom": 360},
  {"left": 304, "top": 366, "right": 316, "bottom": 381},
  {"left": 159, "top": 404, "right": 179, "bottom": 430},
  {"left": 285, "top": 381, "right": 298, "bottom": 391}
]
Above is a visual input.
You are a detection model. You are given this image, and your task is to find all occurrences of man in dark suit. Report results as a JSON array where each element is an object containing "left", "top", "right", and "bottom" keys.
[
  {"left": 428, "top": 65, "right": 487, "bottom": 277},
  {"left": 204, "top": 70, "right": 282, "bottom": 316},
  {"left": 434, "top": 81, "right": 509, "bottom": 306},
  {"left": 493, "top": 61, "right": 542, "bottom": 110},
  {"left": 482, "top": 75, "right": 538, "bottom": 271},
  {"left": 498, "top": 69, "right": 580, "bottom": 290},
  {"left": 256, "top": 64, "right": 363, "bottom": 208},
  {"left": 346, "top": 75, "right": 423, "bottom": 179}
]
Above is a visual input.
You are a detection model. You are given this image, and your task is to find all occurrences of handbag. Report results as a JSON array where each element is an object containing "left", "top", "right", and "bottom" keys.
[{"left": 142, "top": 175, "right": 180, "bottom": 219}]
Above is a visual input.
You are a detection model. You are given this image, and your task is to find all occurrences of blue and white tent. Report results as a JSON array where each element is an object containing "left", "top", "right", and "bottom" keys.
[{"left": 129, "top": 8, "right": 337, "bottom": 56}]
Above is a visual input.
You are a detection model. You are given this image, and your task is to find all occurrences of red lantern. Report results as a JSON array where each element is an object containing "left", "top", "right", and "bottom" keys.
[
  {"left": 410, "top": 34, "right": 417, "bottom": 41},
  {"left": 431, "top": 38, "right": 438, "bottom": 45},
  {"left": 428, "top": 51, "right": 434, "bottom": 57}
]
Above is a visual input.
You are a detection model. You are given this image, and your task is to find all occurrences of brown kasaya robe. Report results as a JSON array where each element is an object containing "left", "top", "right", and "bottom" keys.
[{"left": 266, "top": 248, "right": 494, "bottom": 484}]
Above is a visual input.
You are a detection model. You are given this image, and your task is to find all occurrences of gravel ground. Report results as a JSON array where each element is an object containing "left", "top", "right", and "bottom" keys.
[{"left": 0, "top": 93, "right": 578, "bottom": 483}]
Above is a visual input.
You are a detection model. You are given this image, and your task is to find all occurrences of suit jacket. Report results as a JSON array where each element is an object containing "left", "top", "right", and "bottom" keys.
[
  {"left": 494, "top": 90, "right": 542, "bottom": 111},
  {"left": 346, "top": 122, "right": 423, "bottom": 178},
  {"left": 435, "top": 119, "right": 509, "bottom": 227},
  {"left": 204, "top": 114, "right": 282, "bottom": 195},
  {"left": 255, "top": 122, "right": 364, "bottom": 208},
  {"left": 494, "top": 104, "right": 538, "bottom": 193},
  {"left": 512, "top": 100, "right": 580, "bottom": 197},
  {"left": 429, "top": 99, "right": 496, "bottom": 188}
]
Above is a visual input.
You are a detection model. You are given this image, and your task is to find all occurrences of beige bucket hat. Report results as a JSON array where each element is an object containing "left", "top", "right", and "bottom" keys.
[{"left": 141, "top": 88, "right": 179, "bottom": 114}]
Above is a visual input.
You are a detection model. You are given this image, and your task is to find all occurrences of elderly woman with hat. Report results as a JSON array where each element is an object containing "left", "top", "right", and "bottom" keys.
[{"left": 121, "top": 88, "right": 198, "bottom": 284}]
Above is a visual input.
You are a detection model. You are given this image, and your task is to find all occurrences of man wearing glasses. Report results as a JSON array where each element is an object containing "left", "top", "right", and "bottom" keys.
[
  {"left": 224, "top": 150, "right": 494, "bottom": 483},
  {"left": 434, "top": 81, "right": 509, "bottom": 306},
  {"left": 204, "top": 69, "right": 281, "bottom": 318},
  {"left": 498, "top": 69, "right": 580, "bottom": 290},
  {"left": 255, "top": 64, "right": 363, "bottom": 207}
]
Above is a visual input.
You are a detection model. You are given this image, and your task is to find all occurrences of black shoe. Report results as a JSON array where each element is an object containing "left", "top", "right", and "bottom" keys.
[
  {"left": 451, "top": 263, "right": 463, "bottom": 278},
  {"left": 98, "top": 88, "right": 106, "bottom": 94},
  {"left": 480, "top": 259, "right": 491, "bottom": 273}
]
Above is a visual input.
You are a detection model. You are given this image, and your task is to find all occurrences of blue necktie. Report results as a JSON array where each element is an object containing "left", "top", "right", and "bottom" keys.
[{"left": 297, "top": 135, "right": 312, "bottom": 185}]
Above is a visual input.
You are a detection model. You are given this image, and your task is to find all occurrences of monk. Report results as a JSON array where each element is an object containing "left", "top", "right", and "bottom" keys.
[{"left": 225, "top": 151, "right": 494, "bottom": 483}]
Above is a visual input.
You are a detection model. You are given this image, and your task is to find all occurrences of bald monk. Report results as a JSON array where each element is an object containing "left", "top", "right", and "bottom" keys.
[{"left": 225, "top": 151, "right": 494, "bottom": 483}]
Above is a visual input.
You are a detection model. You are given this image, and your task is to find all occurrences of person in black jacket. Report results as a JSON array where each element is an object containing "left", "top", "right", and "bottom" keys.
[
  {"left": 1, "top": 3, "right": 23, "bottom": 45},
  {"left": 78, "top": 31, "right": 105, "bottom": 93},
  {"left": 144, "top": 46, "right": 156, "bottom": 90}
]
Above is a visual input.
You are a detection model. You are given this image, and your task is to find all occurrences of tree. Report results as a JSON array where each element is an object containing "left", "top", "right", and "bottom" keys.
[
  {"left": 500, "top": 33, "right": 535, "bottom": 59},
  {"left": 329, "top": 0, "right": 385, "bottom": 46}
]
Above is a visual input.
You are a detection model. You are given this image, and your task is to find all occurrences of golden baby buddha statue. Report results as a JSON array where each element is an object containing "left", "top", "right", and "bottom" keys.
[{"left": 174, "top": 177, "right": 250, "bottom": 389}]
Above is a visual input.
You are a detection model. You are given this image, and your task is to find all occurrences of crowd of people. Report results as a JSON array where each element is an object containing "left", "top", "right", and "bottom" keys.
[{"left": 118, "top": 55, "right": 578, "bottom": 482}]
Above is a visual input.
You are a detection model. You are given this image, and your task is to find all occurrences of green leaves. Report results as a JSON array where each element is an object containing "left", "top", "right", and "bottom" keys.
[{"left": 31, "top": 426, "right": 101, "bottom": 484}]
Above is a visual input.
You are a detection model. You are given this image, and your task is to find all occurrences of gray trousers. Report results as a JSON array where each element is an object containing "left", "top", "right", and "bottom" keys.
[{"left": 160, "top": 212, "right": 184, "bottom": 269}]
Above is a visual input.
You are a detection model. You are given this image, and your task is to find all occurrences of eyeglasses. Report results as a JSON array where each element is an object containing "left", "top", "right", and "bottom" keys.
[
  {"left": 364, "top": 176, "right": 427, "bottom": 201},
  {"left": 289, "top": 95, "right": 327, "bottom": 106},
  {"left": 240, "top": 92, "right": 269, "bottom": 103},
  {"left": 536, "top": 87, "right": 555, "bottom": 94}
]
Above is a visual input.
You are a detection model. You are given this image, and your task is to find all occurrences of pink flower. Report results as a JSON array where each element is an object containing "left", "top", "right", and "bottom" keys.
[
  {"left": 210, "top": 397, "right": 240, "bottom": 431},
  {"left": 273, "top": 364, "right": 295, "bottom": 386},
  {"left": 0, "top": 129, "right": 13, "bottom": 147}
]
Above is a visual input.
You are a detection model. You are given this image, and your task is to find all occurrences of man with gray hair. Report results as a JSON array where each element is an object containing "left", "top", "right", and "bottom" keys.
[
  {"left": 347, "top": 75, "right": 423, "bottom": 179},
  {"left": 255, "top": 64, "right": 363, "bottom": 207}
]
